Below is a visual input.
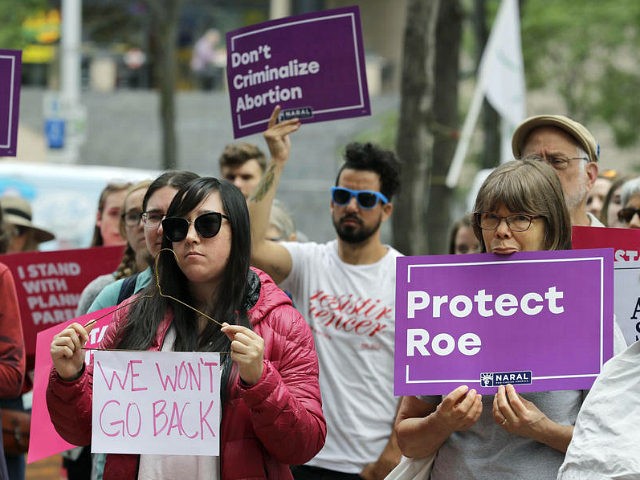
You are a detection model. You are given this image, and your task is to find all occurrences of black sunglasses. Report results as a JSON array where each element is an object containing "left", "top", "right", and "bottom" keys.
[
  {"left": 618, "top": 207, "right": 640, "bottom": 223},
  {"left": 162, "top": 212, "right": 229, "bottom": 242}
]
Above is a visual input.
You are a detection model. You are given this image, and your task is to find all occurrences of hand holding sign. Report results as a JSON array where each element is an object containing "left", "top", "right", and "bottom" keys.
[
  {"left": 493, "top": 385, "right": 551, "bottom": 440},
  {"left": 50, "top": 321, "right": 96, "bottom": 381},
  {"left": 436, "top": 385, "right": 483, "bottom": 433},
  {"left": 263, "top": 106, "right": 301, "bottom": 165},
  {"left": 222, "top": 323, "right": 265, "bottom": 385}
]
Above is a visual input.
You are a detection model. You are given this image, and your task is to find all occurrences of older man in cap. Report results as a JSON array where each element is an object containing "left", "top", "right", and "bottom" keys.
[{"left": 512, "top": 115, "right": 602, "bottom": 227}]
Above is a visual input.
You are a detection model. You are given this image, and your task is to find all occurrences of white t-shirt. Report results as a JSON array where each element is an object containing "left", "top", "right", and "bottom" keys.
[
  {"left": 281, "top": 240, "right": 401, "bottom": 474},
  {"left": 557, "top": 340, "right": 640, "bottom": 479}
]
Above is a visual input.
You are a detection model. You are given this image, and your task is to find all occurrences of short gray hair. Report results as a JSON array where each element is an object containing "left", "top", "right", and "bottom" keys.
[{"left": 620, "top": 177, "right": 640, "bottom": 207}]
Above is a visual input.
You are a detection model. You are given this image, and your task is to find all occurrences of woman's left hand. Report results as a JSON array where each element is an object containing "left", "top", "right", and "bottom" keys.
[
  {"left": 221, "top": 323, "right": 265, "bottom": 385},
  {"left": 492, "top": 384, "right": 547, "bottom": 438}
]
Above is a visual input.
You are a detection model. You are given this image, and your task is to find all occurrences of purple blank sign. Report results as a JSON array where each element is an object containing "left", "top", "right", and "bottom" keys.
[
  {"left": 226, "top": 6, "right": 370, "bottom": 138},
  {"left": 0, "top": 50, "right": 22, "bottom": 157},
  {"left": 394, "top": 249, "right": 614, "bottom": 396}
]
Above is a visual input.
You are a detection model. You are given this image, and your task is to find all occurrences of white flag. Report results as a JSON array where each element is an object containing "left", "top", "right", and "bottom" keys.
[
  {"left": 479, "top": 0, "right": 526, "bottom": 128},
  {"left": 446, "top": 0, "right": 526, "bottom": 187}
]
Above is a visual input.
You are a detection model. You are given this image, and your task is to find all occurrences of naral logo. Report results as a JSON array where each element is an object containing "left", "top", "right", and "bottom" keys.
[
  {"left": 480, "top": 370, "right": 532, "bottom": 387},
  {"left": 279, "top": 107, "right": 313, "bottom": 120}
]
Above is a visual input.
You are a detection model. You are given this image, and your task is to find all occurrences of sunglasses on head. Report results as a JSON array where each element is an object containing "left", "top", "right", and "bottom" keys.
[
  {"left": 618, "top": 207, "right": 640, "bottom": 223},
  {"left": 162, "top": 212, "right": 229, "bottom": 242},
  {"left": 331, "top": 186, "right": 389, "bottom": 210}
]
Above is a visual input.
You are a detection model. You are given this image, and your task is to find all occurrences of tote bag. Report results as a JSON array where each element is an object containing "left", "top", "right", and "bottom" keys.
[{"left": 385, "top": 454, "right": 435, "bottom": 480}]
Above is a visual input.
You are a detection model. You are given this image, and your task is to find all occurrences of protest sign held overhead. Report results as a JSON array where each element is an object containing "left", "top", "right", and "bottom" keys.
[
  {"left": 395, "top": 249, "right": 614, "bottom": 396},
  {"left": 0, "top": 49, "right": 21, "bottom": 156},
  {"left": 226, "top": 6, "right": 370, "bottom": 138}
]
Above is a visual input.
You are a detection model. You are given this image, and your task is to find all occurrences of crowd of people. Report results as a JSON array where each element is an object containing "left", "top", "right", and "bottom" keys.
[{"left": 0, "top": 105, "right": 635, "bottom": 480}]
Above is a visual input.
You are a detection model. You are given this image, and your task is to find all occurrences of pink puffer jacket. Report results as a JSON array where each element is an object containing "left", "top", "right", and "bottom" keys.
[{"left": 47, "top": 268, "right": 326, "bottom": 479}]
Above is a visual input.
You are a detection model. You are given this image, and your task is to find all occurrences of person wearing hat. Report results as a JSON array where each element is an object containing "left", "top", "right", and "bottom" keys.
[
  {"left": 511, "top": 115, "right": 602, "bottom": 227},
  {"left": 1, "top": 196, "right": 55, "bottom": 253}
]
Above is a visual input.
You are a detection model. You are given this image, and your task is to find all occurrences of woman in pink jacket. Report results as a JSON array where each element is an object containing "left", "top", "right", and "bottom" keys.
[{"left": 47, "top": 177, "right": 326, "bottom": 479}]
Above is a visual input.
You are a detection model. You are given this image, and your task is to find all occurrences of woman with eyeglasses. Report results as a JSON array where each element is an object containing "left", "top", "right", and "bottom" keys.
[
  {"left": 47, "top": 177, "right": 326, "bottom": 480},
  {"left": 86, "top": 171, "right": 199, "bottom": 314},
  {"left": 75, "top": 180, "right": 152, "bottom": 317},
  {"left": 395, "top": 158, "right": 626, "bottom": 479},
  {"left": 64, "top": 181, "right": 152, "bottom": 480}
]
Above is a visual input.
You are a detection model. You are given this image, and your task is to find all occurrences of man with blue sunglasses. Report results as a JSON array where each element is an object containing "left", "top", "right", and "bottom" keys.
[{"left": 249, "top": 107, "right": 402, "bottom": 480}]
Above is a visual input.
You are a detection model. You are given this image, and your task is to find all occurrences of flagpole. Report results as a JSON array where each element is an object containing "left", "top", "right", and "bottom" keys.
[{"left": 445, "top": 82, "right": 485, "bottom": 189}]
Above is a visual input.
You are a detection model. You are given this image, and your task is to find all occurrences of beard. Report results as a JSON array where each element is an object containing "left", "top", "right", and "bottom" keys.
[
  {"left": 333, "top": 213, "right": 381, "bottom": 244},
  {"left": 564, "top": 173, "right": 590, "bottom": 214}
]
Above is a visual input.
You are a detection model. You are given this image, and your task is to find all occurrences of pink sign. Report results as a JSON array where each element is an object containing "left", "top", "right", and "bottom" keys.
[
  {"left": 29, "top": 306, "right": 117, "bottom": 463},
  {"left": 0, "top": 246, "right": 123, "bottom": 362},
  {"left": 395, "top": 249, "right": 614, "bottom": 396}
]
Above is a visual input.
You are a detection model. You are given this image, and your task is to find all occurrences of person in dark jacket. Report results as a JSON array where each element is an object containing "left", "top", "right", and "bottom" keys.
[{"left": 47, "top": 177, "right": 326, "bottom": 479}]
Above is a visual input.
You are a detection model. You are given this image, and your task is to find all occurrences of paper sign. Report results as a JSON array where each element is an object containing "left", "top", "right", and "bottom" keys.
[
  {"left": 394, "top": 249, "right": 614, "bottom": 396},
  {"left": 92, "top": 351, "right": 221, "bottom": 456},
  {"left": 1, "top": 246, "right": 123, "bottom": 361},
  {"left": 29, "top": 306, "right": 118, "bottom": 463},
  {"left": 226, "top": 6, "right": 370, "bottom": 138},
  {"left": 614, "top": 261, "right": 640, "bottom": 345},
  {"left": 572, "top": 226, "right": 640, "bottom": 344},
  {"left": 572, "top": 225, "right": 640, "bottom": 262},
  {"left": 0, "top": 49, "right": 21, "bottom": 156}
]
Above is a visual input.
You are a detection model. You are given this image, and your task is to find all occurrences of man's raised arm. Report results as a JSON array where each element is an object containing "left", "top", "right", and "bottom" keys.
[{"left": 248, "top": 106, "right": 301, "bottom": 284}]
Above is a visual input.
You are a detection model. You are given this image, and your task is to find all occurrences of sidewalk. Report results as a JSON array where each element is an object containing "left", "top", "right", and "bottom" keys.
[{"left": 26, "top": 454, "right": 64, "bottom": 480}]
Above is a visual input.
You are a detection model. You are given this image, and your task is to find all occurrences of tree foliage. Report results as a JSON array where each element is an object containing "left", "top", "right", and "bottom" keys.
[
  {"left": 521, "top": 0, "right": 640, "bottom": 147},
  {"left": 0, "top": 0, "right": 49, "bottom": 49}
]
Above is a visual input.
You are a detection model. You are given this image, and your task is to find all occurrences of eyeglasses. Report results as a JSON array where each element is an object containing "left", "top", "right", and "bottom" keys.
[
  {"left": 617, "top": 207, "right": 640, "bottom": 223},
  {"left": 162, "top": 212, "right": 229, "bottom": 242},
  {"left": 142, "top": 211, "right": 165, "bottom": 229},
  {"left": 331, "top": 187, "right": 389, "bottom": 210},
  {"left": 121, "top": 210, "right": 143, "bottom": 227},
  {"left": 475, "top": 212, "right": 540, "bottom": 232},
  {"left": 533, "top": 154, "right": 589, "bottom": 171}
]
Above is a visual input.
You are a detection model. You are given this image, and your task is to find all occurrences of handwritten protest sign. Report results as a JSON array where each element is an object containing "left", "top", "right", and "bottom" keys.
[
  {"left": 1, "top": 246, "right": 123, "bottom": 361},
  {"left": 394, "top": 249, "right": 614, "bottom": 396},
  {"left": 0, "top": 49, "right": 21, "bottom": 156},
  {"left": 573, "top": 226, "right": 640, "bottom": 344},
  {"left": 226, "top": 6, "right": 370, "bottom": 138},
  {"left": 29, "top": 306, "right": 117, "bottom": 463},
  {"left": 92, "top": 351, "right": 221, "bottom": 456}
]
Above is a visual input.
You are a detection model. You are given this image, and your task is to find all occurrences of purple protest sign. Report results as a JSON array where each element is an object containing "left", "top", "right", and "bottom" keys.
[
  {"left": 226, "top": 6, "right": 370, "bottom": 138},
  {"left": 0, "top": 50, "right": 22, "bottom": 156},
  {"left": 394, "top": 249, "right": 614, "bottom": 396}
]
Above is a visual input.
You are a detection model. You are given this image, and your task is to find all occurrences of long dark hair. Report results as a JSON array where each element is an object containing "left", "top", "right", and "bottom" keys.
[{"left": 116, "top": 177, "right": 252, "bottom": 400}]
